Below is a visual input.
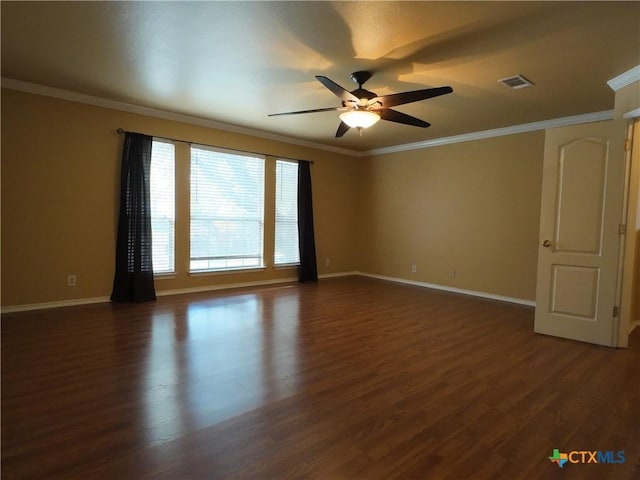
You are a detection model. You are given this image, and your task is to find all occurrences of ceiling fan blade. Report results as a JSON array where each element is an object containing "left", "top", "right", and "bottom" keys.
[
  {"left": 379, "top": 109, "right": 431, "bottom": 128},
  {"left": 335, "top": 121, "right": 351, "bottom": 137},
  {"left": 374, "top": 86, "right": 453, "bottom": 108},
  {"left": 316, "top": 76, "right": 359, "bottom": 103},
  {"left": 268, "top": 107, "right": 341, "bottom": 117}
]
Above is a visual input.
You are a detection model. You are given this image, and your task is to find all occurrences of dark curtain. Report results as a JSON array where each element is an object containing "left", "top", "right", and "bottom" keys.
[
  {"left": 110, "top": 133, "right": 156, "bottom": 302},
  {"left": 297, "top": 161, "right": 318, "bottom": 282}
]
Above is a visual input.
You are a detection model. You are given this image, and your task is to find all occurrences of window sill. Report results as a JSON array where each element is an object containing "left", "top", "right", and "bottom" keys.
[
  {"left": 189, "top": 266, "right": 267, "bottom": 277},
  {"left": 274, "top": 263, "right": 300, "bottom": 270},
  {"left": 154, "top": 273, "right": 176, "bottom": 280}
]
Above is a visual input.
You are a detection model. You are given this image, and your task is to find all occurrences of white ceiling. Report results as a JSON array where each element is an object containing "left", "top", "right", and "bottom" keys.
[{"left": 2, "top": 1, "right": 639, "bottom": 152}]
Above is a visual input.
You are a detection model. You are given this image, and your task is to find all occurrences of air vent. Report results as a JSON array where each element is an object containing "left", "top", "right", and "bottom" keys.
[{"left": 498, "top": 74, "right": 534, "bottom": 90}]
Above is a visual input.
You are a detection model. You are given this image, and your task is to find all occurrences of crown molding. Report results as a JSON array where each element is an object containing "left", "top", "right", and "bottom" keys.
[
  {"left": 0, "top": 77, "right": 362, "bottom": 158},
  {"left": 1, "top": 77, "right": 617, "bottom": 158},
  {"left": 362, "top": 110, "right": 614, "bottom": 156},
  {"left": 607, "top": 65, "right": 640, "bottom": 91}
]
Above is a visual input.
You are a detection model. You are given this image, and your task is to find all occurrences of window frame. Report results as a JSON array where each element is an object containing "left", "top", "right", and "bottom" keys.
[
  {"left": 274, "top": 159, "right": 300, "bottom": 267},
  {"left": 189, "top": 144, "right": 266, "bottom": 274},
  {"left": 150, "top": 139, "right": 176, "bottom": 276}
]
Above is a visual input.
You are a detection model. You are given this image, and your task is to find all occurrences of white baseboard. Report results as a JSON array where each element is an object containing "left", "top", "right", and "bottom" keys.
[
  {"left": 318, "top": 271, "right": 358, "bottom": 279},
  {"left": 355, "top": 271, "right": 536, "bottom": 307},
  {"left": 1, "top": 270, "right": 533, "bottom": 313},
  {"left": 155, "top": 276, "right": 299, "bottom": 297},
  {"left": 0, "top": 277, "right": 301, "bottom": 314},
  {"left": 1, "top": 296, "right": 111, "bottom": 314}
]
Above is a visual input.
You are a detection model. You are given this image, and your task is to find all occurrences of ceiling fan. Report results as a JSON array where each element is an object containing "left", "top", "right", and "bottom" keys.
[{"left": 268, "top": 71, "right": 453, "bottom": 137}]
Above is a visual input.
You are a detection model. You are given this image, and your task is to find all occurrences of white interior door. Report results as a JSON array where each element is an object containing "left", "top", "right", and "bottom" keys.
[{"left": 534, "top": 120, "right": 627, "bottom": 346}]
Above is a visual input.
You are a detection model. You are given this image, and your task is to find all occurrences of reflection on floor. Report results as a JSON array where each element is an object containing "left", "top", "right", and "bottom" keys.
[{"left": 2, "top": 277, "right": 639, "bottom": 479}]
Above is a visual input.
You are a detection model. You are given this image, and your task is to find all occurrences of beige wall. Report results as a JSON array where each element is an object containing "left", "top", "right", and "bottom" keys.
[
  {"left": 1, "top": 89, "right": 361, "bottom": 307},
  {"left": 357, "top": 132, "right": 545, "bottom": 301},
  {"left": 1, "top": 88, "right": 547, "bottom": 308},
  {"left": 3, "top": 86, "right": 636, "bottom": 341}
]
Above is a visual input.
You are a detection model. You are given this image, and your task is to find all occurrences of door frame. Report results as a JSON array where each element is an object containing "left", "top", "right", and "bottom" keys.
[{"left": 616, "top": 118, "right": 640, "bottom": 347}]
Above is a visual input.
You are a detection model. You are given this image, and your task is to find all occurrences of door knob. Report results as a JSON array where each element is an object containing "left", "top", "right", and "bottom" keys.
[{"left": 542, "top": 240, "right": 552, "bottom": 247}]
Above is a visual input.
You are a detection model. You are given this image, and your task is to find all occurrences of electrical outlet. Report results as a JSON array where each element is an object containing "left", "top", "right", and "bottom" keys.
[
  {"left": 411, "top": 264, "right": 417, "bottom": 273},
  {"left": 325, "top": 258, "right": 331, "bottom": 267},
  {"left": 67, "top": 275, "right": 77, "bottom": 287},
  {"left": 450, "top": 270, "right": 456, "bottom": 278}
]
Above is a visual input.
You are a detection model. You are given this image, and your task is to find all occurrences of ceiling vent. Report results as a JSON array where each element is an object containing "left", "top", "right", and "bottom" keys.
[{"left": 498, "top": 74, "right": 534, "bottom": 90}]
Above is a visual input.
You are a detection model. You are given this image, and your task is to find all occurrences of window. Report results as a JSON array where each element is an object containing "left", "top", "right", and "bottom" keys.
[
  {"left": 190, "top": 146, "right": 265, "bottom": 272},
  {"left": 150, "top": 140, "right": 175, "bottom": 274},
  {"left": 275, "top": 160, "right": 299, "bottom": 265}
]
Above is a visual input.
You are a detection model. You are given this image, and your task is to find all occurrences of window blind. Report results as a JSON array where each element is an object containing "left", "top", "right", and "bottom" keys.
[
  {"left": 190, "top": 146, "right": 265, "bottom": 272},
  {"left": 275, "top": 160, "right": 299, "bottom": 265},
  {"left": 150, "top": 140, "right": 176, "bottom": 274}
]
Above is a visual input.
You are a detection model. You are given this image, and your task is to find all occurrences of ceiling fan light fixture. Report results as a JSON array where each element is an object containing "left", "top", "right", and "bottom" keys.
[{"left": 339, "top": 110, "right": 380, "bottom": 129}]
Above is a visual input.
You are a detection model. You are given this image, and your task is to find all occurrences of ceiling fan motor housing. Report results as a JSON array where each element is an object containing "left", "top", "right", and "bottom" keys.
[
  {"left": 348, "top": 88, "right": 378, "bottom": 108},
  {"left": 350, "top": 71, "right": 373, "bottom": 87}
]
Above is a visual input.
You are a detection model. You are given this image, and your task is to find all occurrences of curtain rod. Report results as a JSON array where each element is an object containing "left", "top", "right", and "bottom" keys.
[{"left": 115, "top": 128, "right": 314, "bottom": 164}]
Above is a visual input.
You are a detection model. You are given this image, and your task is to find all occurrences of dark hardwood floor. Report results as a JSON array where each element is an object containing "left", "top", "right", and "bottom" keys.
[{"left": 2, "top": 276, "right": 639, "bottom": 479}]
